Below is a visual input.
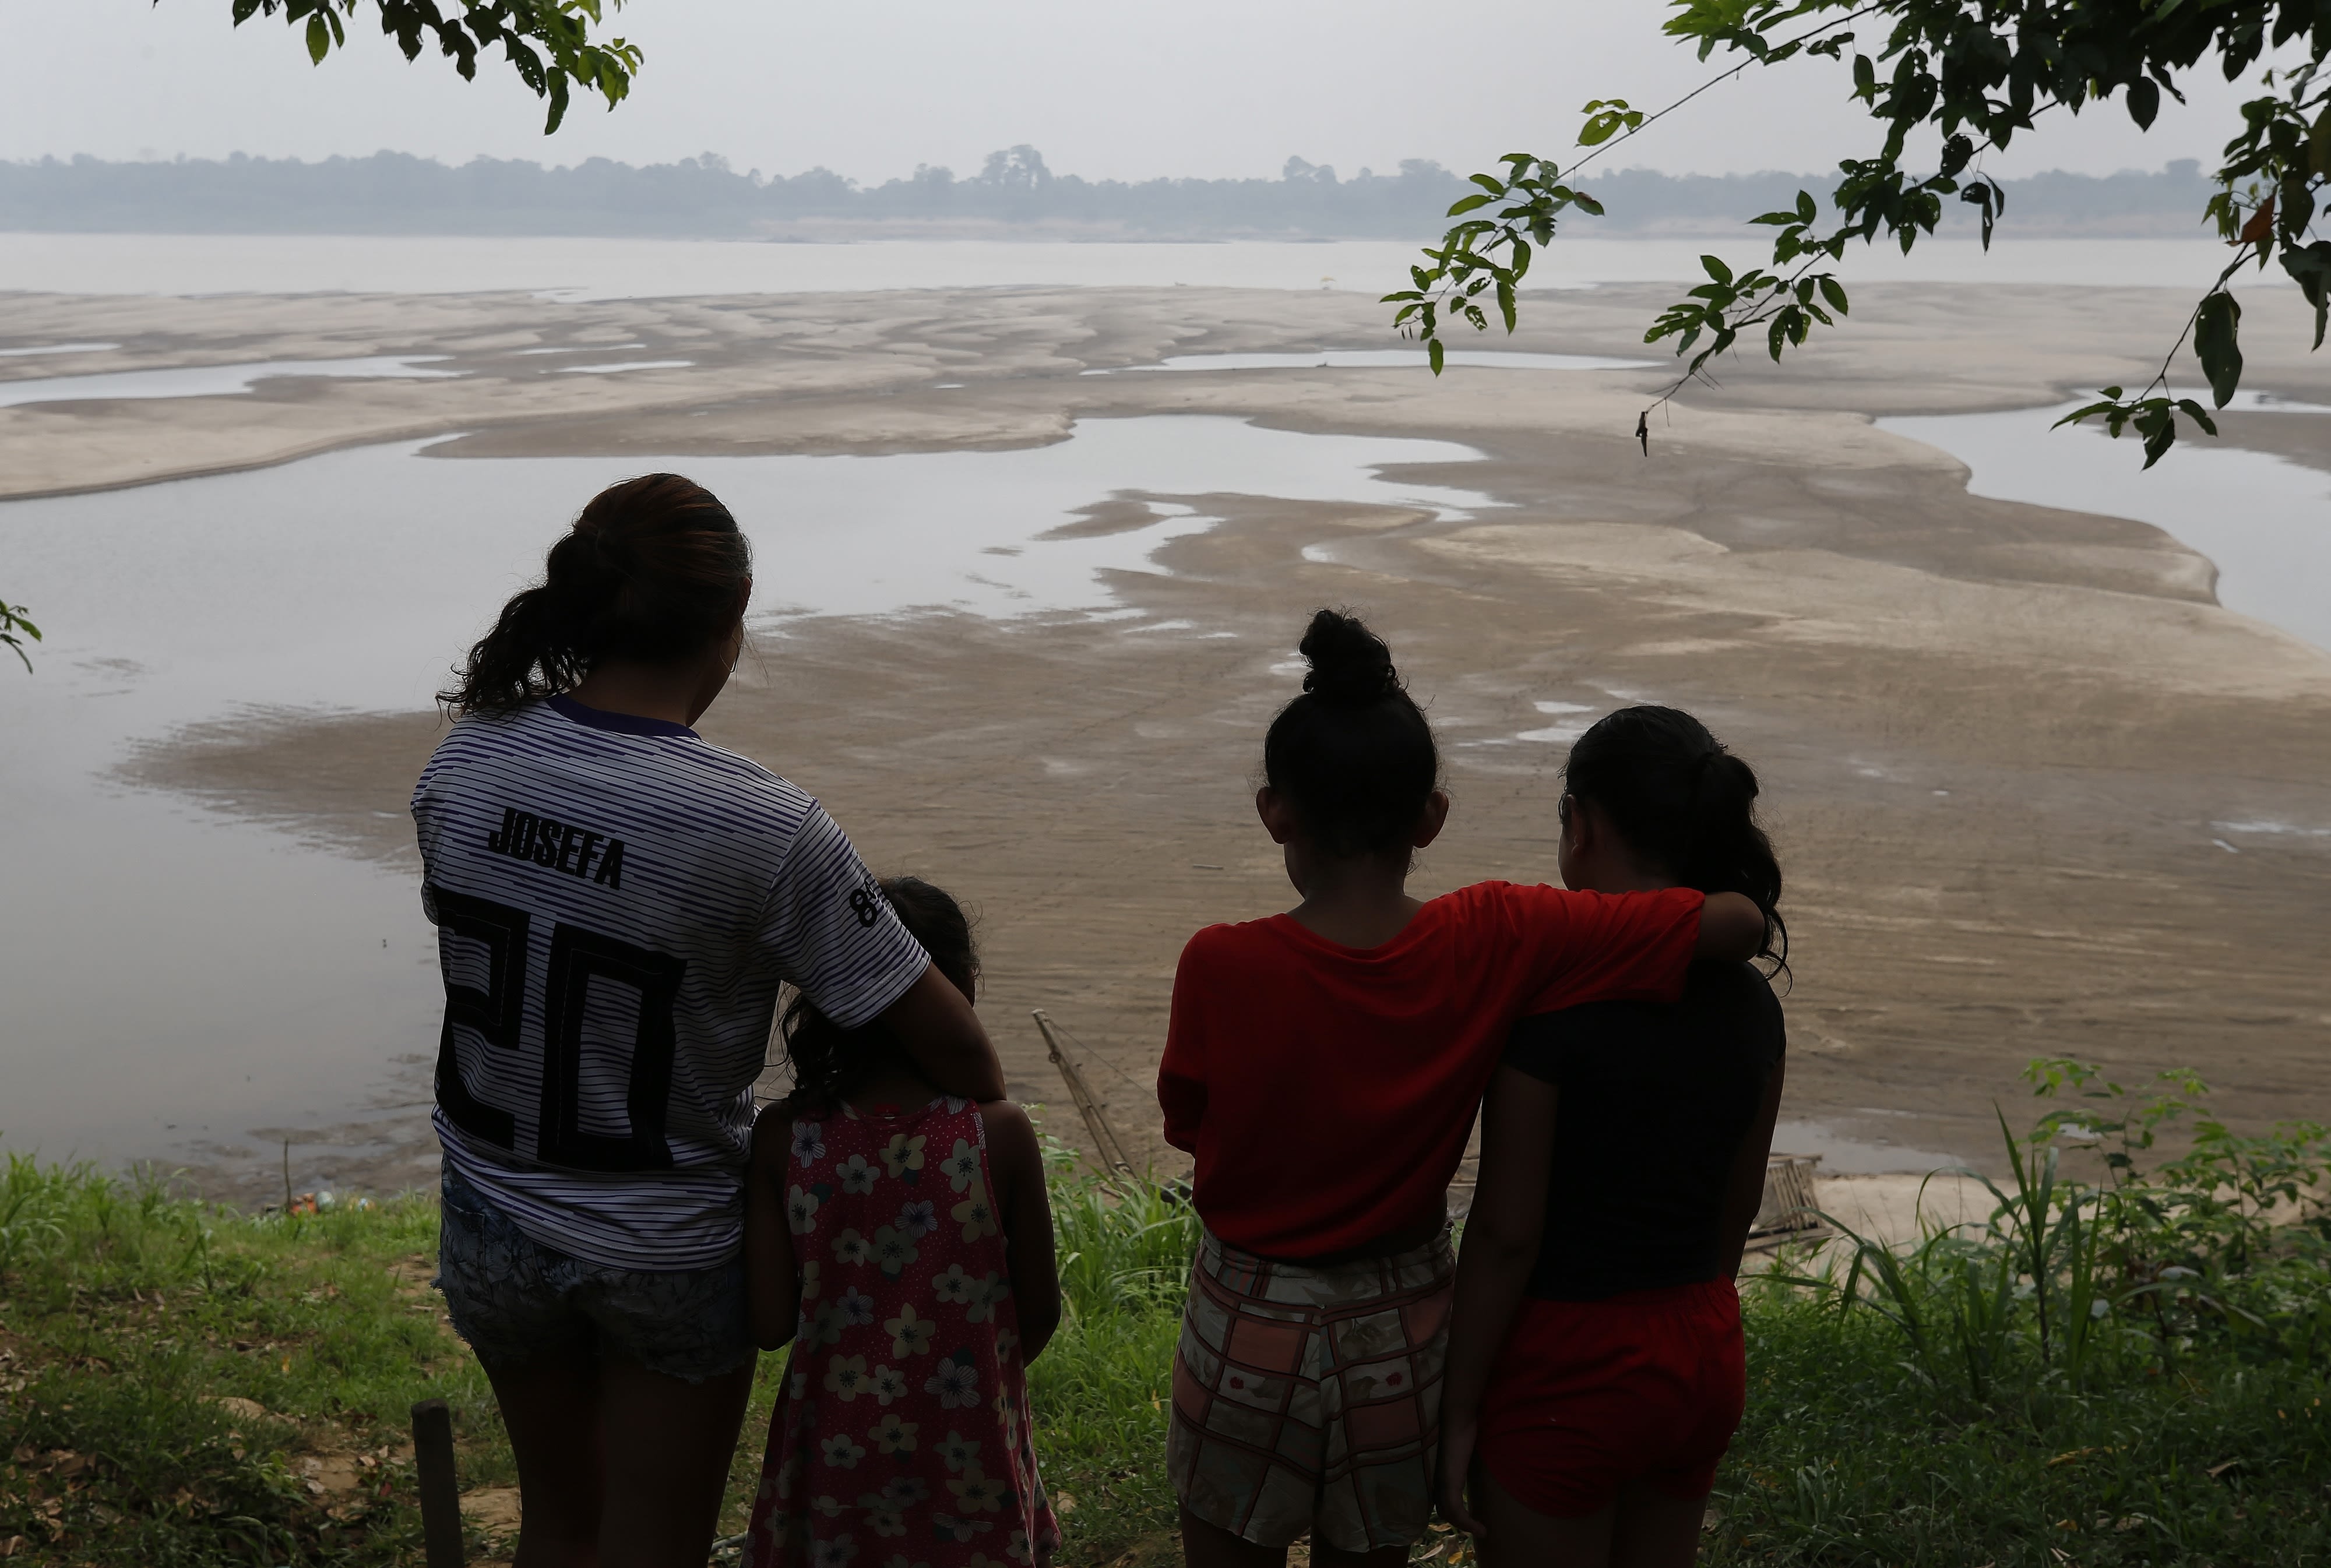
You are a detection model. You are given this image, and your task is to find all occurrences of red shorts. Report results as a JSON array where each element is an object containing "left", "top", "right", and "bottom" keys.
[{"left": 1476, "top": 1278, "right": 1745, "bottom": 1518}]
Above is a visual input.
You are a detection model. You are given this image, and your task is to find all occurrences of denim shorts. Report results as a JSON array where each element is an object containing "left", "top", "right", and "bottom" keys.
[{"left": 434, "top": 1168, "right": 755, "bottom": 1384}]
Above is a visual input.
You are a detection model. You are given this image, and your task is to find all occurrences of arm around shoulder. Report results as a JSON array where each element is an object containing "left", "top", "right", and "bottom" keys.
[
  {"left": 981, "top": 1100, "right": 1063, "bottom": 1363},
  {"left": 1694, "top": 891, "right": 1769, "bottom": 964},
  {"left": 881, "top": 963, "right": 1008, "bottom": 1102}
]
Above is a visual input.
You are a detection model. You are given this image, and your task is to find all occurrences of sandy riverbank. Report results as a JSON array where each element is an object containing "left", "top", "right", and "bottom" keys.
[{"left": 13, "top": 279, "right": 2331, "bottom": 1203}]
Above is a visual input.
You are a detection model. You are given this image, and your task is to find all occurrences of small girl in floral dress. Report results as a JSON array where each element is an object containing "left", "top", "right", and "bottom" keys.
[{"left": 741, "top": 878, "right": 1062, "bottom": 1568}]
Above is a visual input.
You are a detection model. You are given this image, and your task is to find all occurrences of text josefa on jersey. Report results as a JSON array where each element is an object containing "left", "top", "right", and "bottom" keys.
[{"left": 412, "top": 695, "right": 930, "bottom": 1271}]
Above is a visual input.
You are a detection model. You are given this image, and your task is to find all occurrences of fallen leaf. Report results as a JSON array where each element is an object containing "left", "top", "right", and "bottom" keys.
[
  {"left": 2047, "top": 1445, "right": 2114, "bottom": 1467},
  {"left": 207, "top": 1396, "right": 279, "bottom": 1427},
  {"left": 2207, "top": 1459, "right": 2244, "bottom": 1478}
]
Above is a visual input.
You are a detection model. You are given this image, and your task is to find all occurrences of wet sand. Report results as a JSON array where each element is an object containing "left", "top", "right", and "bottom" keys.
[{"left": 17, "top": 280, "right": 2331, "bottom": 1200}]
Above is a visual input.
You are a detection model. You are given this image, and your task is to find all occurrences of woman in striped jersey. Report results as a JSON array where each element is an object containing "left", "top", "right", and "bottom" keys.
[{"left": 414, "top": 473, "right": 1006, "bottom": 1568}]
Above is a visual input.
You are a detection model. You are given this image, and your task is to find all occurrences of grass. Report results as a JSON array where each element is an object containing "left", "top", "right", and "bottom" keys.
[
  {"left": 0, "top": 1158, "right": 482, "bottom": 1566},
  {"left": 0, "top": 1134, "right": 1194, "bottom": 1568},
  {"left": 5, "top": 1067, "right": 2330, "bottom": 1566},
  {"left": 1712, "top": 1279, "right": 2331, "bottom": 1565}
]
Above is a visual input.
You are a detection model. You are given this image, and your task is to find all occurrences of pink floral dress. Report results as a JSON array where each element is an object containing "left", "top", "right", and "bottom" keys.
[{"left": 744, "top": 1096, "right": 1059, "bottom": 1568}]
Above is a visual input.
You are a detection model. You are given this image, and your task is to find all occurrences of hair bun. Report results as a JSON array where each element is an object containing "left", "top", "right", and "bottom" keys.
[{"left": 1298, "top": 608, "right": 1400, "bottom": 705}]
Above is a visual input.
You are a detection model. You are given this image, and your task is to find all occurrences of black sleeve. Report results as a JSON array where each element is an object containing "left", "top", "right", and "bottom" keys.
[{"left": 1503, "top": 1010, "right": 1582, "bottom": 1086}]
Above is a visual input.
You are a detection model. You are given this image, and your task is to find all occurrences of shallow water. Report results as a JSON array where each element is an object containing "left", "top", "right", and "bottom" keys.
[
  {"left": 0, "top": 233, "right": 2274, "bottom": 300},
  {"left": 0, "top": 355, "right": 455, "bottom": 407},
  {"left": 1115, "top": 349, "right": 1656, "bottom": 373},
  {"left": 552, "top": 358, "right": 696, "bottom": 375},
  {"left": 1879, "top": 401, "right": 2331, "bottom": 651},
  {"left": 0, "top": 340, "right": 118, "bottom": 358},
  {"left": 0, "top": 417, "right": 1491, "bottom": 1174}
]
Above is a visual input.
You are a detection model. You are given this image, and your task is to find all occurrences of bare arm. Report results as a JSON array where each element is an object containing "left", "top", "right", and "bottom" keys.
[
  {"left": 879, "top": 963, "right": 1008, "bottom": 1103},
  {"left": 744, "top": 1107, "right": 802, "bottom": 1351},
  {"left": 1719, "top": 1054, "right": 1788, "bottom": 1278},
  {"left": 981, "top": 1101, "right": 1063, "bottom": 1363},
  {"left": 1693, "top": 892, "right": 1769, "bottom": 964},
  {"left": 1439, "top": 1065, "right": 1559, "bottom": 1538}
]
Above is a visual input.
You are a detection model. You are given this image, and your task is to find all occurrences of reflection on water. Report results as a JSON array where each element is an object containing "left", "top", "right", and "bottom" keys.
[
  {"left": 1094, "top": 350, "right": 1656, "bottom": 373},
  {"left": 0, "top": 416, "right": 1491, "bottom": 1174},
  {"left": 0, "top": 341, "right": 119, "bottom": 358},
  {"left": 0, "top": 355, "right": 456, "bottom": 408},
  {"left": 553, "top": 359, "right": 696, "bottom": 375},
  {"left": 1879, "top": 402, "right": 2331, "bottom": 652}
]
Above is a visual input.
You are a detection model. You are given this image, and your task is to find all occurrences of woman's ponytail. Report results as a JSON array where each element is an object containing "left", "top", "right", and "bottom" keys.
[
  {"left": 1564, "top": 707, "right": 1787, "bottom": 976},
  {"left": 443, "top": 472, "right": 751, "bottom": 714},
  {"left": 1261, "top": 608, "right": 1442, "bottom": 859}
]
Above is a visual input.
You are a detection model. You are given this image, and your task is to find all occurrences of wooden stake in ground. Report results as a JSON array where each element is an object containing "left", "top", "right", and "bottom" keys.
[
  {"left": 1031, "top": 1010, "right": 1135, "bottom": 1177},
  {"left": 411, "top": 1398, "right": 465, "bottom": 1567}
]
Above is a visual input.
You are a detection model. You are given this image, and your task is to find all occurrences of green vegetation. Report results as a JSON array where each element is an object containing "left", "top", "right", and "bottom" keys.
[
  {"left": 229, "top": 2, "right": 639, "bottom": 135},
  {"left": 4, "top": 1066, "right": 2328, "bottom": 1565},
  {"left": 1714, "top": 1060, "right": 2331, "bottom": 1565},
  {"left": 1397, "top": 1, "right": 2329, "bottom": 466}
]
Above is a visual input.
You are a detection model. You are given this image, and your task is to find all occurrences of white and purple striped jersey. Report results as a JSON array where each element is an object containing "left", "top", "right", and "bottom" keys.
[{"left": 410, "top": 695, "right": 931, "bottom": 1271}]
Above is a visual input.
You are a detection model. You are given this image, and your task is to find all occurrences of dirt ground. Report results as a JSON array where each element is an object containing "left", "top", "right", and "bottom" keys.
[{"left": 19, "top": 278, "right": 2331, "bottom": 1190}]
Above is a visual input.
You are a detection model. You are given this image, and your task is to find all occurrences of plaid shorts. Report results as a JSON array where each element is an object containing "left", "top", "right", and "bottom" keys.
[{"left": 1168, "top": 1227, "right": 1456, "bottom": 1553}]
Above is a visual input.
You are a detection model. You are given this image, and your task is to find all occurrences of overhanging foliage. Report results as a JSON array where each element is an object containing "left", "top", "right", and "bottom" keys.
[{"left": 1395, "top": 0, "right": 2330, "bottom": 468}]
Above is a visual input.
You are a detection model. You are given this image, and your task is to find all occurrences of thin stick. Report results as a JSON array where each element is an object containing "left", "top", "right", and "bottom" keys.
[
  {"left": 1031, "top": 1010, "right": 1136, "bottom": 1178},
  {"left": 410, "top": 1398, "right": 465, "bottom": 1568}
]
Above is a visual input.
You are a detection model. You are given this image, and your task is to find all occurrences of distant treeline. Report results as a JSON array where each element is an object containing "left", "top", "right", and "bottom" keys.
[{"left": 0, "top": 147, "right": 2221, "bottom": 239}]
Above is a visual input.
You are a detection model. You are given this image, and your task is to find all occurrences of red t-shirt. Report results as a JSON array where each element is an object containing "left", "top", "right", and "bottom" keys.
[{"left": 1157, "top": 882, "right": 1705, "bottom": 1259}]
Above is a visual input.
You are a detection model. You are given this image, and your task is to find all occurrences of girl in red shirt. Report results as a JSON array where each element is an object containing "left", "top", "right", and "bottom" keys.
[{"left": 1157, "top": 611, "right": 1765, "bottom": 1568}]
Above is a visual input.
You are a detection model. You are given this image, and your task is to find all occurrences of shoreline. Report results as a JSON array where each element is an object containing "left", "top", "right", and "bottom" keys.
[{"left": 5, "top": 279, "right": 2329, "bottom": 1204}]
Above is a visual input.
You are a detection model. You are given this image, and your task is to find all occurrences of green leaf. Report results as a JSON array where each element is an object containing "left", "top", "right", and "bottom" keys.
[
  {"left": 305, "top": 12, "right": 330, "bottom": 64},
  {"left": 2141, "top": 420, "right": 2175, "bottom": 469},
  {"left": 2125, "top": 76, "right": 2160, "bottom": 131},
  {"left": 2279, "top": 240, "right": 2331, "bottom": 350},
  {"left": 1700, "top": 254, "right": 1734, "bottom": 286},
  {"left": 2175, "top": 399, "right": 2220, "bottom": 438},
  {"left": 1445, "top": 193, "right": 1492, "bottom": 216},
  {"left": 2193, "top": 291, "right": 2244, "bottom": 408},
  {"left": 1797, "top": 189, "right": 1816, "bottom": 224},
  {"left": 1819, "top": 276, "right": 1849, "bottom": 316},
  {"left": 1428, "top": 337, "right": 1446, "bottom": 376}
]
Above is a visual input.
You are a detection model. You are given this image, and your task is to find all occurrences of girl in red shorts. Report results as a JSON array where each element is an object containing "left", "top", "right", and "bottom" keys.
[
  {"left": 1438, "top": 706, "right": 1788, "bottom": 1566},
  {"left": 1158, "top": 616, "right": 1770, "bottom": 1568}
]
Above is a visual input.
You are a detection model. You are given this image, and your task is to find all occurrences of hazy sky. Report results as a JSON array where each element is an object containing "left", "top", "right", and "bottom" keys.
[{"left": 9, "top": 0, "right": 2273, "bottom": 182}]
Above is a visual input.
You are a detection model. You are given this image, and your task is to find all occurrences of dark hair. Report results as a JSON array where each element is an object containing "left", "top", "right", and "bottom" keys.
[
  {"left": 1261, "top": 608, "right": 1441, "bottom": 859},
  {"left": 1562, "top": 705, "right": 1787, "bottom": 974},
  {"left": 443, "top": 473, "right": 751, "bottom": 714},
  {"left": 778, "top": 877, "right": 978, "bottom": 1116}
]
